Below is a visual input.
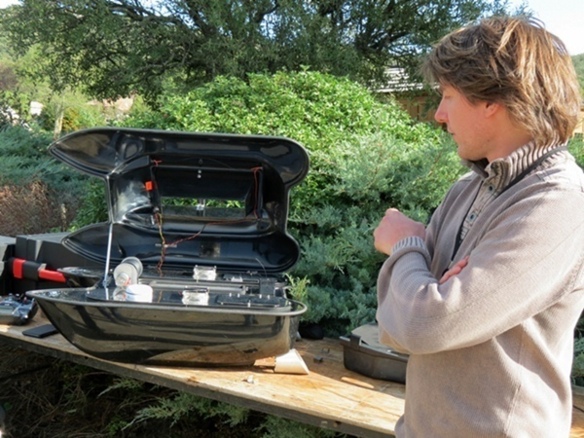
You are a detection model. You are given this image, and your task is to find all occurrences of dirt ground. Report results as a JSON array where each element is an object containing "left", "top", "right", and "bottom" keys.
[{"left": 0, "top": 344, "right": 265, "bottom": 438}]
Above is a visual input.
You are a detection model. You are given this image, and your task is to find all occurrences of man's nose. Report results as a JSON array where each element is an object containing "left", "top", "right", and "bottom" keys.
[{"left": 434, "top": 102, "right": 447, "bottom": 124}]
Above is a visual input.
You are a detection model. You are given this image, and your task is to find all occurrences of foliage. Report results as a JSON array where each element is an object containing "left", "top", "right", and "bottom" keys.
[
  {"left": 258, "top": 415, "right": 341, "bottom": 438},
  {"left": 0, "top": 180, "right": 76, "bottom": 235},
  {"left": 571, "top": 134, "right": 584, "bottom": 355},
  {"left": 291, "top": 132, "right": 460, "bottom": 330},
  {"left": 574, "top": 334, "right": 584, "bottom": 385},
  {"left": 35, "top": 92, "right": 109, "bottom": 134},
  {"left": 0, "top": 42, "right": 54, "bottom": 128},
  {"left": 0, "top": 51, "right": 111, "bottom": 135},
  {"left": 69, "top": 180, "right": 108, "bottom": 229},
  {"left": 0, "top": 125, "right": 90, "bottom": 235},
  {"left": 100, "top": 377, "right": 345, "bottom": 437},
  {"left": 0, "top": 125, "right": 79, "bottom": 188},
  {"left": 569, "top": 134, "right": 584, "bottom": 164},
  {"left": 126, "top": 392, "right": 250, "bottom": 429},
  {"left": 0, "top": 0, "right": 512, "bottom": 102},
  {"left": 116, "top": 71, "right": 462, "bottom": 334},
  {"left": 0, "top": 28, "right": 117, "bottom": 135},
  {"left": 1, "top": 346, "right": 121, "bottom": 438},
  {"left": 573, "top": 53, "right": 584, "bottom": 94},
  {"left": 568, "top": 133, "right": 584, "bottom": 383}
]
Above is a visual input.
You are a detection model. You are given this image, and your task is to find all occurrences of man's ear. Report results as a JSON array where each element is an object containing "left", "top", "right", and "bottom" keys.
[{"left": 484, "top": 101, "right": 502, "bottom": 118}]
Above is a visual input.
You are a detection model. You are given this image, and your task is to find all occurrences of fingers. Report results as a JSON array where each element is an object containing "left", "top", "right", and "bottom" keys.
[
  {"left": 439, "top": 256, "right": 469, "bottom": 284},
  {"left": 438, "top": 267, "right": 459, "bottom": 284}
]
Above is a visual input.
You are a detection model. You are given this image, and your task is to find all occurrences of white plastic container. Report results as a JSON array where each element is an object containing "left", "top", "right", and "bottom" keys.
[
  {"left": 125, "top": 284, "right": 153, "bottom": 302},
  {"left": 113, "top": 257, "right": 143, "bottom": 287}
]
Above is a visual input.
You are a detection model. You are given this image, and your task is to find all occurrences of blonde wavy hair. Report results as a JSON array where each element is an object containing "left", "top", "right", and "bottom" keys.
[{"left": 423, "top": 16, "right": 581, "bottom": 147}]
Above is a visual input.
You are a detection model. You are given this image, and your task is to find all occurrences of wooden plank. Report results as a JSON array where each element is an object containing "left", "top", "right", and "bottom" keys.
[
  {"left": 572, "top": 409, "right": 584, "bottom": 438},
  {"left": 0, "top": 316, "right": 403, "bottom": 437},
  {"left": 3, "top": 316, "right": 584, "bottom": 437},
  {"left": 572, "top": 386, "right": 584, "bottom": 438}
]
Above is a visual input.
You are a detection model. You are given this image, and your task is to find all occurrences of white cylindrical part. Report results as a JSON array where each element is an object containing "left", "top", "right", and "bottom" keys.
[
  {"left": 125, "top": 284, "right": 153, "bottom": 302},
  {"left": 113, "top": 256, "right": 143, "bottom": 287}
]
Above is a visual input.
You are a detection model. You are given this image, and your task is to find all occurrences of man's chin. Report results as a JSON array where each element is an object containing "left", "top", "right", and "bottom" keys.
[
  {"left": 457, "top": 151, "right": 478, "bottom": 162},
  {"left": 456, "top": 146, "right": 469, "bottom": 160}
]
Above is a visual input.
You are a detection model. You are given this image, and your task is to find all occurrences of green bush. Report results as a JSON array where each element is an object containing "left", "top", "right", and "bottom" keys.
[
  {"left": 37, "top": 97, "right": 109, "bottom": 134},
  {"left": 0, "top": 125, "right": 90, "bottom": 234},
  {"left": 68, "top": 180, "right": 108, "bottom": 229},
  {"left": 568, "top": 134, "right": 584, "bottom": 384},
  {"left": 118, "top": 71, "right": 462, "bottom": 335},
  {"left": 0, "top": 125, "right": 74, "bottom": 186},
  {"left": 0, "top": 124, "right": 54, "bottom": 184},
  {"left": 569, "top": 133, "right": 584, "bottom": 164}
]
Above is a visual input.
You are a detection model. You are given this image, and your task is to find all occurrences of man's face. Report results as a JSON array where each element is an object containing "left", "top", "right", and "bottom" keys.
[{"left": 434, "top": 84, "right": 493, "bottom": 162}]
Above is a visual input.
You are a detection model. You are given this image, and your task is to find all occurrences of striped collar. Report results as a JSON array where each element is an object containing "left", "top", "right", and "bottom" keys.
[{"left": 465, "top": 142, "right": 566, "bottom": 192}]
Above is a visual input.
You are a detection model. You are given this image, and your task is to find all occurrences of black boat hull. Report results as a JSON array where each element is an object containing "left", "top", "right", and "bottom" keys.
[{"left": 28, "top": 288, "right": 305, "bottom": 366}]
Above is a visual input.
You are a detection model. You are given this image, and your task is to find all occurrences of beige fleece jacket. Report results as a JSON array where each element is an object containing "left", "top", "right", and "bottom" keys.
[{"left": 376, "top": 144, "right": 584, "bottom": 437}]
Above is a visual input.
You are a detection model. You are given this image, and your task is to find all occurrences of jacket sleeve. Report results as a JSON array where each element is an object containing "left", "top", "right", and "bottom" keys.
[{"left": 376, "top": 184, "right": 584, "bottom": 355}]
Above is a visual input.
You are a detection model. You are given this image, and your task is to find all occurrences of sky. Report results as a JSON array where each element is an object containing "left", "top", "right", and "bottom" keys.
[
  {"left": 507, "top": 0, "right": 584, "bottom": 55},
  {"left": 0, "top": 0, "right": 582, "bottom": 55}
]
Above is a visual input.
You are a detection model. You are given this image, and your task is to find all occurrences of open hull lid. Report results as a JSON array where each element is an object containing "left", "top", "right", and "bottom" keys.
[
  {"left": 50, "top": 128, "right": 309, "bottom": 273},
  {"left": 49, "top": 127, "right": 309, "bottom": 184}
]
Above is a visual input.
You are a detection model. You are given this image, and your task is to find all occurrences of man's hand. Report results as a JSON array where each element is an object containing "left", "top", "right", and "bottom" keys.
[
  {"left": 439, "top": 256, "right": 469, "bottom": 284},
  {"left": 374, "top": 208, "right": 426, "bottom": 255}
]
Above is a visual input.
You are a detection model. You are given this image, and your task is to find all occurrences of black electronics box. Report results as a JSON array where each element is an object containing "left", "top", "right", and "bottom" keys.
[{"left": 340, "top": 323, "right": 408, "bottom": 383}]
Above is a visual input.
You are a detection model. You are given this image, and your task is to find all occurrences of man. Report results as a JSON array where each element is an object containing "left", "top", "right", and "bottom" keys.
[{"left": 374, "top": 16, "right": 584, "bottom": 437}]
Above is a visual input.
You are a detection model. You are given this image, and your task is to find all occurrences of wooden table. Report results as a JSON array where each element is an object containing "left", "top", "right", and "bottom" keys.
[
  {"left": 2, "top": 316, "right": 584, "bottom": 437},
  {"left": 0, "top": 315, "right": 404, "bottom": 437}
]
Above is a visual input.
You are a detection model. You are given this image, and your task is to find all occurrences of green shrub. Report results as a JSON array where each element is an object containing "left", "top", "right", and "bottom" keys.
[
  {"left": 0, "top": 125, "right": 53, "bottom": 184},
  {"left": 569, "top": 133, "right": 584, "bottom": 165},
  {"left": 569, "top": 133, "right": 584, "bottom": 383},
  {"left": 68, "top": 180, "right": 108, "bottom": 229},
  {"left": 0, "top": 125, "right": 90, "bottom": 234},
  {"left": 258, "top": 415, "right": 340, "bottom": 438},
  {"left": 36, "top": 93, "right": 110, "bottom": 134},
  {"left": 118, "top": 71, "right": 462, "bottom": 335}
]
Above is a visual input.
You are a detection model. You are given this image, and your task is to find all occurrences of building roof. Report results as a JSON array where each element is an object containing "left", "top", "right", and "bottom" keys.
[{"left": 377, "top": 67, "right": 425, "bottom": 93}]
